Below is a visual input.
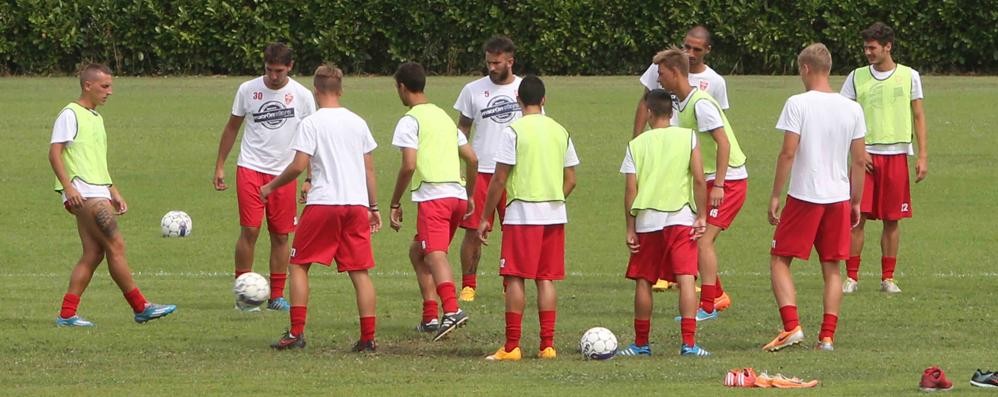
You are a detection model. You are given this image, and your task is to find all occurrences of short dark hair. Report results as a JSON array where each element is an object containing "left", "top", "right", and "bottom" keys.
[
  {"left": 483, "top": 35, "right": 515, "bottom": 55},
  {"left": 263, "top": 42, "right": 294, "bottom": 65},
  {"left": 79, "top": 63, "right": 112, "bottom": 87},
  {"left": 518, "top": 75, "right": 544, "bottom": 106},
  {"left": 644, "top": 89, "right": 673, "bottom": 118},
  {"left": 687, "top": 25, "right": 712, "bottom": 46},
  {"left": 861, "top": 22, "right": 894, "bottom": 46},
  {"left": 394, "top": 62, "right": 426, "bottom": 93},
  {"left": 313, "top": 63, "right": 343, "bottom": 94}
]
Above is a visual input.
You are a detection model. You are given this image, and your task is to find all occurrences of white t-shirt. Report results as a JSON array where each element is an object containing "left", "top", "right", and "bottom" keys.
[
  {"left": 289, "top": 108, "right": 376, "bottom": 206},
  {"left": 231, "top": 76, "right": 317, "bottom": 175},
  {"left": 619, "top": 134, "right": 699, "bottom": 232},
  {"left": 51, "top": 107, "right": 112, "bottom": 202},
  {"left": 453, "top": 75, "right": 523, "bottom": 173},
  {"left": 673, "top": 88, "right": 748, "bottom": 181},
  {"left": 840, "top": 66, "right": 923, "bottom": 155},
  {"left": 640, "top": 64, "right": 729, "bottom": 109},
  {"left": 391, "top": 115, "right": 469, "bottom": 202},
  {"left": 775, "top": 91, "right": 866, "bottom": 204},
  {"left": 493, "top": 125, "right": 580, "bottom": 225}
]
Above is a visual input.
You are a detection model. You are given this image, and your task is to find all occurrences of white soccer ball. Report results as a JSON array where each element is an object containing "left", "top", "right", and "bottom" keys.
[
  {"left": 233, "top": 272, "right": 270, "bottom": 308},
  {"left": 160, "top": 211, "right": 192, "bottom": 237},
  {"left": 580, "top": 327, "right": 618, "bottom": 360}
]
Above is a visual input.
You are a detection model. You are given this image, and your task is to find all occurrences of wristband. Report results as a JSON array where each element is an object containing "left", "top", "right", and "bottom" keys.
[{"left": 390, "top": 203, "right": 401, "bottom": 209}]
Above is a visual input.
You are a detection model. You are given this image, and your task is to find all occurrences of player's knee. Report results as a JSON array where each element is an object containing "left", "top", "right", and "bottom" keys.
[
  {"left": 269, "top": 232, "right": 289, "bottom": 245},
  {"left": 239, "top": 227, "right": 261, "bottom": 242}
]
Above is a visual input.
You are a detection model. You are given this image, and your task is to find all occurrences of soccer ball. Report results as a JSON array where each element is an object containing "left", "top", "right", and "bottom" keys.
[
  {"left": 579, "top": 327, "right": 618, "bottom": 360},
  {"left": 160, "top": 211, "right": 192, "bottom": 237},
  {"left": 233, "top": 272, "right": 270, "bottom": 308}
]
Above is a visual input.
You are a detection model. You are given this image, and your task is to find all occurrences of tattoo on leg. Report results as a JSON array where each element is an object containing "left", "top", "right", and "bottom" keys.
[{"left": 95, "top": 206, "right": 118, "bottom": 237}]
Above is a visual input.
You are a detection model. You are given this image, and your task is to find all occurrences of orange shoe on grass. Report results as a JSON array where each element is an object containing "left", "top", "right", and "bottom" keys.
[{"left": 762, "top": 325, "right": 804, "bottom": 352}]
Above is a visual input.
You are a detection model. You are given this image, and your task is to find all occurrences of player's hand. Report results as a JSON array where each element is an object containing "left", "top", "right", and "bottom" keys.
[
  {"left": 213, "top": 168, "right": 227, "bottom": 191},
  {"left": 260, "top": 184, "right": 273, "bottom": 203},
  {"left": 369, "top": 210, "right": 382, "bottom": 233},
  {"left": 390, "top": 206, "right": 403, "bottom": 232},
  {"left": 463, "top": 200, "right": 475, "bottom": 220},
  {"left": 64, "top": 185, "right": 84, "bottom": 209},
  {"left": 709, "top": 185, "right": 725, "bottom": 207},
  {"left": 850, "top": 203, "right": 862, "bottom": 229},
  {"left": 110, "top": 191, "right": 128, "bottom": 215},
  {"left": 915, "top": 156, "right": 928, "bottom": 183},
  {"left": 299, "top": 180, "right": 311, "bottom": 203},
  {"left": 691, "top": 217, "right": 707, "bottom": 240},
  {"left": 477, "top": 221, "right": 490, "bottom": 245},
  {"left": 768, "top": 196, "right": 781, "bottom": 226},
  {"left": 626, "top": 230, "right": 640, "bottom": 253},
  {"left": 864, "top": 152, "right": 874, "bottom": 173}
]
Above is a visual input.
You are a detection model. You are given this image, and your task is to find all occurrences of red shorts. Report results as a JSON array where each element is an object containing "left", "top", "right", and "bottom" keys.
[
  {"left": 236, "top": 166, "right": 297, "bottom": 233},
  {"left": 415, "top": 198, "right": 468, "bottom": 254},
  {"left": 290, "top": 205, "right": 374, "bottom": 272},
  {"left": 771, "top": 196, "right": 851, "bottom": 262},
  {"left": 626, "top": 226, "right": 698, "bottom": 283},
  {"left": 862, "top": 154, "right": 913, "bottom": 221},
  {"left": 707, "top": 179, "right": 747, "bottom": 229},
  {"left": 499, "top": 224, "right": 565, "bottom": 280},
  {"left": 460, "top": 172, "right": 506, "bottom": 230}
]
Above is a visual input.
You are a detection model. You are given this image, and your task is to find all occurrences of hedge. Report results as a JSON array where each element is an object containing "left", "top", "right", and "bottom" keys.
[{"left": 2, "top": 0, "right": 996, "bottom": 76}]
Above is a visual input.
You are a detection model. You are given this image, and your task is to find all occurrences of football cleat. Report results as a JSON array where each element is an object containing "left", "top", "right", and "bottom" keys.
[
  {"left": 56, "top": 315, "right": 94, "bottom": 327},
  {"left": 815, "top": 337, "right": 834, "bottom": 351},
  {"left": 763, "top": 325, "right": 804, "bottom": 352},
  {"left": 271, "top": 330, "right": 306, "bottom": 350},
  {"left": 458, "top": 286, "right": 476, "bottom": 302},
  {"left": 485, "top": 346, "right": 521, "bottom": 361},
  {"left": 616, "top": 343, "right": 652, "bottom": 357},
  {"left": 675, "top": 308, "right": 719, "bottom": 322},
  {"left": 714, "top": 292, "right": 732, "bottom": 311},
  {"left": 971, "top": 369, "right": 998, "bottom": 388},
  {"left": 433, "top": 309, "right": 468, "bottom": 341},
  {"left": 537, "top": 346, "right": 557, "bottom": 359},
  {"left": 919, "top": 366, "right": 954, "bottom": 392},
  {"left": 680, "top": 343, "right": 711, "bottom": 357},
  {"left": 652, "top": 279, "right": 674, "bottom": 292},
  {"left": 267, "top": 297, "right": 291, "bottom": 311},
  {"left": 416, "top": 318, "right": 440, "bottom": 333},
  {"left": 352, "top": 339, "right": 378, "bottom": 353},
  {"left": 724, "top": 367, "right": 758, "bottom": 388},
  {"left": 134, "top": 303, "right": 176, "bottom": 323},
  {"left": 880, "top": 279, "right": 902, "bottom": 294},
  {"left": 842, "top": 277, "right": 858, "bottom": 294}
]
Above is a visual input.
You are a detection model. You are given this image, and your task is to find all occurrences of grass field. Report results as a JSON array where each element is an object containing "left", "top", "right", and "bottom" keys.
[{"left": 1, "top": 74, "right": 996, "bottom": 396}]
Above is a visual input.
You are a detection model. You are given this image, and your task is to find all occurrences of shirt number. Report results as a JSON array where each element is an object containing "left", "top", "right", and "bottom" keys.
[{"left": 252, "top": 92, "right": 263, "bottom": 100}]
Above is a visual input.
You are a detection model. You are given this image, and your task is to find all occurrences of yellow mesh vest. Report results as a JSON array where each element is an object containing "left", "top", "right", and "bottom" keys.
[
  {"left": 506, "top": 114, "right": 569, "bottom": 204},
  {"left": 54, "top": 103, "right": 112, "bottom": 191},
  {"left": 628, "top": 127, "right": 696, "bottom": 215},
  {"left": 854, "top": 65, "right": 914, "bottom": 144},
  {"left": 406, "top": 103, "right": 463, "bottom": 191},
  {"left": 676, "top": 89, "right": 746, "bottom": 174}
]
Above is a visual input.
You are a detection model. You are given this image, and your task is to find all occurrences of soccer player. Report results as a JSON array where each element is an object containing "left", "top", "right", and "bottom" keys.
[
  {"left": 50, "top": 63, "right": 176, "bottom": 327},
  {"left": 454, "top": 35, "right": 524, "bottom": 301},
  {"left": 763, "top": 44, "right": 866, "bottom": 352},
  {"left": 263, "top": 64, "right": 381, "bottom": 351},
  {"left": 388, "top": 62, "right": 477, "bottom": 340},
  {"left": 634, "top": 25, "right": 729, "bottom": 137},
  {"left": 617, "top": 89, "right": 710, "bottom": 357},
  {"left": 656, "top": 47, "right": 746, "bottom": 319},
  {"left": 477, "top": 75, "right": 579, "bottom": 361},
  {"left": 214, "top": 42, "right": 317, "bottom": 311},
  {"left": 840, "top": 22, "right": 928, "bottom": 294}
]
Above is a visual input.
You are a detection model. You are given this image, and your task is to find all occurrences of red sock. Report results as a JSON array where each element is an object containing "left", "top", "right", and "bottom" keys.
[
  {"left": 846, "top": 256, "right": 861, "bottom": 280},
  {"left": 819, "top": 313, "right": 838, "bottom": 340},
  {"left": 360, "top": 316, "right": 376, "bottom": 342},
  {"left": 538, "top": 310, "right": 556, "bottom": 350},
  {"left": 680, "top": 318, "right": 696, "bottom": 346},
  {"left": 504, "top": 311, "right": 522, "bottom": 352},
  {"left": 123, "top": 288, "right": 148, "bottom": 313},
  {"left": 715, "top": 277, "right": 725, "bottom": 296},
  {"left": 779, "top": 305, "right": 799, "bottom": 331},
  {"left": 699, "top": 284, "right": 717, "bottom": 313},
  {"left": 290, "top": 305, "right": 307, "bottom": 336},
  {"left": 269, "top": 273, "right": 287, "bottom": 299},
  {"left": 60, "top": 293, "right": 81, "bottom": 319},
  {"left": 881, "top": 257, "right": 897, "bottom": 280},
  {"left": 634, "top": 318, "right": 651, "bottom": 346},
  {"left": 436, "top": 282, "right": 459, "bottom": 314},
  {"left": 235, "top": 269, "right": 250, "bottom": 279},
  {"left": 421, "top": 300, "right": 438, "bottom": 323},
  {"left": 462, "top": 274, "right": 477, "bottom": 290}
]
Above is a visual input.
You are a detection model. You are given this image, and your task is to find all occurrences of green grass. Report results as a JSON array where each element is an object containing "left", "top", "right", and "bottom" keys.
[{"left": 1, "top": 75, "right": 996, "bottom": 395}]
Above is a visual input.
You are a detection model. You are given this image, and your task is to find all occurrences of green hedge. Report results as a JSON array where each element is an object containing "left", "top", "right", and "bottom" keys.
[{"left": 2, "top": 0, "right": 996, "bottom": 75}]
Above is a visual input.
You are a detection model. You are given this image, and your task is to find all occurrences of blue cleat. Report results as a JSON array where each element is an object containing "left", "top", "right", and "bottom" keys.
[
  {"left": 616, "top": 343, "right": 652, "bottom": 357},
  {"left": 674, "top": 308, "right": 719, "bottom": 322},
  {"left": 134, "top": 303, "right": 176, "bottom": 323},
  {"left": 267, "top": 297, "right": 290, "bottom": 311},
  {"left": 680, "top": 343, "right": 711, "bottom": 357},
  {"left": 56, "top": 315, "right": 94, "bottom": 327}
]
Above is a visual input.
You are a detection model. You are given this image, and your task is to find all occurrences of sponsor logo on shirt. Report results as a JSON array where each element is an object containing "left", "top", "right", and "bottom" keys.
[
  {"left": 252, "top": 100, "right": 296, "bottom": 130},
  {"left": 481, "top": 95, "right": 520, "bottom": 123},
  {"left": 699, "top": 80, "right": 709, "bottom": 91}
]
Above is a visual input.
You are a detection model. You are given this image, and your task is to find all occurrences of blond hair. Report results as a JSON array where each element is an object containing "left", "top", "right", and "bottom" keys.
[
  {"left": 313, "top": 63, "right": 343, "bottom": 93},
  {"left": 652, "top": 47, "right": 688, "bottom": 76},
  {"left": 797, "top": 43, "right": 832, "bottom": 73}
]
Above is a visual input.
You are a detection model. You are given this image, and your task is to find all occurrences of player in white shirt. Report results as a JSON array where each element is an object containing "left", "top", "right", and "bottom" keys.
[
  {"left": 452, "top": 35, "right": 524, "bottom": 301},
  {"left": 634, "top": 25, "right": 730, "bottom": 137},
  {"left": 839, "top": 22, "right": 929, "bottom": 294},
  {"left": 213, "top": 43, "right": 317, "bottom": 311},
  {"left": 261, "top": 64, "right": 381, "bottom": 352},
  {"left": 388, "top": 62, "right": 478, "bottom": 341},
  {"left": 763, "top": 44, "right": 867, "bottom": 352}
]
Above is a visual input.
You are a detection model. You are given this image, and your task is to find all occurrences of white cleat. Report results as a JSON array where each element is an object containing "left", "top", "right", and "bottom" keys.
[
  {"left": 880, "top": 279, "right": 902, "bottom": 294},
  {"left": 842, "top": 278, "right": 858, "bottom": 294}
]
